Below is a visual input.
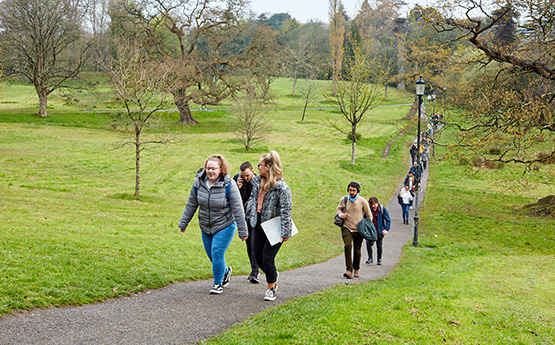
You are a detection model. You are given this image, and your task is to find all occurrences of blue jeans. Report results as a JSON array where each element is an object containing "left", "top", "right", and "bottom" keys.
[
  {"left": 402, "top": 204, "right": 410, "bottom": 221},
  {"left": 201, "top": 222, "right": 236, "bottom": 285}
]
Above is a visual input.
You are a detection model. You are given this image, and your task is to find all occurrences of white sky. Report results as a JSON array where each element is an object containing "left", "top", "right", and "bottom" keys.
[{"left": 247, "top": 0, "right": 429, "bottom": 23}]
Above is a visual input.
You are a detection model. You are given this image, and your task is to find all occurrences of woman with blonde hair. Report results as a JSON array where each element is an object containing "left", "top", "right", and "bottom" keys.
[
  {"left": 246, "top": 150, "right": 293, "bottom": 301},
  {"left": 179, "top": 154, "right": 248, "bottom": 295}
]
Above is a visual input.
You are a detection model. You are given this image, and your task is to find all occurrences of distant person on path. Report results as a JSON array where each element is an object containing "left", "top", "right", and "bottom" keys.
[
  {"left": 421, "top": 148, "right": 429, "bottom": 170},
  {"left": 245, "top": 150, "right": 293, "bottom": 301},
  {"left": 233, "top": 161, "right": 260, "bottom": 284},
  {"left": 404, "top": 171, "right": 416, "bottom": 192},
  {"left": 179, "top": 155, "right": 248, "bottom": 295},
  {"left": 399, "top": 185, "right": 413, "bottom": 225},
  {"left": 409, "top": 162, "right": 421, "bottom": 182},
  {"left": 365, "top": 197, "right": 391, "bottom": 266},
  {"left": 336, "top": 182, "right": 372, "bottom": 279},
  {"left": 410, "top": 144, "right": 417, "bottom": 165}
]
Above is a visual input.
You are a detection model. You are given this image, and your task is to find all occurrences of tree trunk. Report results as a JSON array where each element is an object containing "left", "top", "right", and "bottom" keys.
[
  {"left": 351, "top": 124, "right": 357, "bottom": 166},
  {"left": 135, "top": 131, "right": 141, "bottom": 197},
  {"left": 38, "top": 94, "right": 48, "bottom": 117},
  {"left": 384, "top": 84, "right": 389, "bottom": 100},
  {"left": 173, "top": 88, "right": 199, "bottom": 124},
  {"left": 292, "top": 75, "right": 297, "bottom": 96},
  {"left": 405, "top": 96, "right": 419, "bottom": 119},
  {"left": 302, "top": 102, "right": 308, "bottom": 122}
]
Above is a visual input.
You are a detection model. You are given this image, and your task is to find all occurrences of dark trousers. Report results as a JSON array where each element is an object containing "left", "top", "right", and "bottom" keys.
[
  {"left": 366, "top": 237, "right": 383, "bottom": 261},
  {"left": 402, "top": 203, "right": 410, "bottom": 221},
  {"left": 342, "top": 227, "right": 363, "bottom": 272},
  {"left": 245, "top": 222, "right": 259, "bottom": 274},
  {"left": 254, "top": 216, "right": 282, "bottom": 284}
]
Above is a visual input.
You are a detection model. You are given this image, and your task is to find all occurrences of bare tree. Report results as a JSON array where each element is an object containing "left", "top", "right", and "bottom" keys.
[
  {"left": 325, "top": 39, "right": 385, "bottom": 165},
  {"left": 227, "top": 79, "right": 271, "bottom": 151},
  {"left": 426, "top": 0, "right": 555, "bottom": 166},
  {"left": 120, "top": 0, "right": 251, "bottom": 125},
  {"left": 0, "top": 0, "right": 90, "bottom": 117},
  {"left": 107, "top": 38, "right": 173, "bottom": 197},
  {"left": 299, "top": 79, "right": 320, "bottom": 122}
]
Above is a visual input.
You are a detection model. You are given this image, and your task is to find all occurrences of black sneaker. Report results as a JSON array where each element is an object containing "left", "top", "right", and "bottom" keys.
[
  {"left": 209, "top": 284, "right": 223, "bottom": 294},
  {"left": 222, "top": 266, "right": 232, "bottom": 287},
  {"left": 264, "top": 287, "right": 276, "bottom": 301},
  {"left": 377, "top": 260, "right": 382, "bottom": 265},
  {"left": 247, "top": 272, "right": 259, "bottom": 284},
  {"left": 365, "top": 259, "right": 373, "bottom": 265}
]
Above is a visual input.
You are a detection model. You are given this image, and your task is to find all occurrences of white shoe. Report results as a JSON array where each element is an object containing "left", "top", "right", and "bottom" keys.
[{"left": 209, "top": 284, "right": 223, "bottom": 294}]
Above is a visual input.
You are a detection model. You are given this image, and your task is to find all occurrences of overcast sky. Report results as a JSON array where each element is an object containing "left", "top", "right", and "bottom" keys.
[{"left": 248, "top": 0, "right": 428, "bottom": 23}]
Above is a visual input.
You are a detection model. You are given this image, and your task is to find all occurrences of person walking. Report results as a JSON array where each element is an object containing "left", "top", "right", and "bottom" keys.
[
  {"left": 410, "top": 144, "right": 417, "bottom": 165},
  {"left": 365, "top": 197, "right": 391, "bottom": 266},
  {"left": 399, "top": 185, "right": 413, "bottom": 225},
  {"left": 336, "top": 182, "right": 372, "bottom": 279},
  {"left": 245, "top": 150, "right": 293, "bottom": 301},
  {"left": 233, "top": 161, "right": 260, "bottom": 284},
  {"left": 421, "top": 148, "right": 429, "bottom": 170},
  {"left": 178, "top": 155, "right": 248, "bottom": 295}
]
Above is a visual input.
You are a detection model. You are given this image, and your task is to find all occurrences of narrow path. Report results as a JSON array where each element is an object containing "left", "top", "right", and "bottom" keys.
[{"left": 0, "top": 161, "right": 429, "bottom": 345}]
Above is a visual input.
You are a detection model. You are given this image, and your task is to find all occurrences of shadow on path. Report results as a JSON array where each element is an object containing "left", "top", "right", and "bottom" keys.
[{"left": 0, "top": 162, "right": 430, "bottom": 345}]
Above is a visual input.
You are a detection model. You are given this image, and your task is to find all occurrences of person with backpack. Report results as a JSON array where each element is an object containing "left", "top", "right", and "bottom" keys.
[
  {"left": 365, "top": 197, "right": 391, "bottom": 266},
  {"left": 233, "top": 161, "right": 260, "bottom": 284},
  {"left": 178, "top": 155, "right": 248, "bottom": 295},
  {"left": 336, "top": 182, "right": 372, "bottom": 279}
]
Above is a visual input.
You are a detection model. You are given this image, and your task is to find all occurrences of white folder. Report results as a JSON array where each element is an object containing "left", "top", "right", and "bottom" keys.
[{"left": 260, "top": 216, "right": 298, "bottom": 246}]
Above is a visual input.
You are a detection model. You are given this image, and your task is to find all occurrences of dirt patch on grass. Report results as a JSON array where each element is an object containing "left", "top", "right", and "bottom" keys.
[{"left": 521, "top": 195, "right": 555, "bottom": 218}]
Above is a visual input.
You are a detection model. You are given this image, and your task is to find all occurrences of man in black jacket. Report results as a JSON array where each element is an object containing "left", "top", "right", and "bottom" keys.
[{"left": 233, "top": 161, "right": 260, "bottom": 283}]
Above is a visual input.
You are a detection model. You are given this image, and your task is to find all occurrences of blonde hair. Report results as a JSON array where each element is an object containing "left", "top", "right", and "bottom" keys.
[
  {"left": 260, "top": 150, "right": 283, "bottom": 193},
  {"left": 204, "top": 154, "right": 230, "bottom": 177}
]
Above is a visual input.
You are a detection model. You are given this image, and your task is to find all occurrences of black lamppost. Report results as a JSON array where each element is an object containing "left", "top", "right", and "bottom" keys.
[{"left": 413, "top": 76, "right": 425, "bottom": 247}]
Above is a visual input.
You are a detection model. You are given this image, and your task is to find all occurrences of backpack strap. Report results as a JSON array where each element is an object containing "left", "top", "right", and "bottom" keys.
[{"left": 225, "top": 182, "right": 231, "bottom": 207}]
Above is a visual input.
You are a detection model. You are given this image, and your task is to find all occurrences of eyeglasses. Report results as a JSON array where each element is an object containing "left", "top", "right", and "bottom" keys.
[
  {"left": 257, "top": 164, "right": 266, "bottom": 168},
  {"left": 205, "top": 167, "right": 220, "bottom": 171}
]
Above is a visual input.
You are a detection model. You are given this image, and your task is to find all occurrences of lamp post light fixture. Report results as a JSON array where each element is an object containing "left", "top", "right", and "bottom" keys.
[{"left": 413, "top": 76, "right": 425, "bottom": 247}]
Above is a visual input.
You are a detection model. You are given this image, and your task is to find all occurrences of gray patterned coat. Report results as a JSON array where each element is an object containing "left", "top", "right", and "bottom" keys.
[
  {"left": 245, "top": 175, "right": 293, "bottom": 238},
  {"left": 179, "top": 170, "right": 248, "bottom": 238}
]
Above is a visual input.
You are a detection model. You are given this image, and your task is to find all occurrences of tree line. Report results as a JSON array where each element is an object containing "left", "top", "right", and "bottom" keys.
[{"left": 0, "top": 0, "right": 553, "bottom": 181}]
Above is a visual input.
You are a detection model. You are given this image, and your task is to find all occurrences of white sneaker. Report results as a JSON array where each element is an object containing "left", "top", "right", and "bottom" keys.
[
  {"left": 209, "top": 284, "right": 223, "bottom": 294},
  {"left": 264, "top": 287, "right": 276, "bottom": 301}
]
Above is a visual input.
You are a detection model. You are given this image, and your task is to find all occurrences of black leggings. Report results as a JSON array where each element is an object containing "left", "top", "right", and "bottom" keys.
[{"left": 254, "top": 214, "right": 282, "bottom": 284}]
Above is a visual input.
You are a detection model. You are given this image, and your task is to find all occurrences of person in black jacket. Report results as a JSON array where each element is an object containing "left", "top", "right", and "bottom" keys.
[{"left": 233, "top": 161, "right": 260, "bottom": 284}]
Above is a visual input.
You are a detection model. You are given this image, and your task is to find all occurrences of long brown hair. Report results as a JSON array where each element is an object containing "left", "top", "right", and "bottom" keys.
[{"left": 260, "top": 150, "right": 283, "bottom": 193}]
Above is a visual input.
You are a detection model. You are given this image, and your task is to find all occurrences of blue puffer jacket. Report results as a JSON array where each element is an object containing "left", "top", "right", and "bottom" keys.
[
  {"left": 179, "top": 170, "right": 248, "bottom": 238},
  {"left": 245, "top": 175, "right": 293, "bottom": 238},
  {"left": 375, "top": 204, "right": 391, "bottom": 236}
]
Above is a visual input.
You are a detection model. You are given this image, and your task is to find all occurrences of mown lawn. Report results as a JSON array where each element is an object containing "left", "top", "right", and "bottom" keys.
[
  {"left": 0, "top": 78, "right": 413, "bottom": 314},
  {"left": 204, "top": 125, "right": 555, "bottom": 344}
]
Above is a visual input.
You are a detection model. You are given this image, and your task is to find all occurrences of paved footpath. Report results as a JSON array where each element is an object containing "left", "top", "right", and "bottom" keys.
[{"left": 0, "top": 165, "right": 429, "bottom": 345}]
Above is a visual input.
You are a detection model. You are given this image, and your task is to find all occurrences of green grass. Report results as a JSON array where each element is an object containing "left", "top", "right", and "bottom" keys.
[
  {"left": 0, "top": 77, "right": 413, "bottom": 314},
  {"left": 203, "top": 126, "right": 555, "bottom": 344},
  {"left": 3, "top": 77, "right": 554, "bottom": 343}
]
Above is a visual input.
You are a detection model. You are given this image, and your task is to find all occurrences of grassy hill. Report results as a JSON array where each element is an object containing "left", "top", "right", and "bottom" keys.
[{"left": 1, "top": 78, "right": 554, "bottom": 343}]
